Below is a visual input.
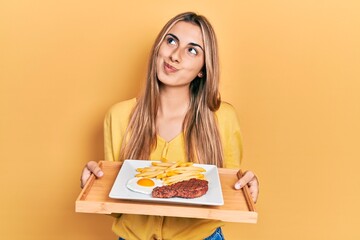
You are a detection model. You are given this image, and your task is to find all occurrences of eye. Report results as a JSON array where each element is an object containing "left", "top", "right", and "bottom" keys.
[
  {"left": 188, "top": 47, "right": 198, "bottom": 55},
  {"left": 166, "top": 37, "right": 177, "bottom": 46}
]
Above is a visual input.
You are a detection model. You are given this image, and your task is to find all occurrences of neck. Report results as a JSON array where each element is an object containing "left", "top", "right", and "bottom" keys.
[{"left": 158, "top": 85, "right": 190, "bottom": 117}]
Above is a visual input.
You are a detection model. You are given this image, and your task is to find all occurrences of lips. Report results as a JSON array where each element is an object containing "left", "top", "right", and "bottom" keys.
[{"left": 163, "top": 62, "right": 178, "bottom": 73}]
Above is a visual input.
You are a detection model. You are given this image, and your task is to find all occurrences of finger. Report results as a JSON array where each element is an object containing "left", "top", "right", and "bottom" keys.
[
  {"left": 234, "top": 171, "right": 255, "bottom": 190},
  {"left": 86, "top": 161, "right": 104, "bottom": 178},
  {"left": 248, "top": 183, "right": 259, "bottom": 203},
  {"left": 80, "top": 161, "right": 104, "bottom": 188},
  {"left": 80, "top": 167, "right": 91, "bottom": 188}
]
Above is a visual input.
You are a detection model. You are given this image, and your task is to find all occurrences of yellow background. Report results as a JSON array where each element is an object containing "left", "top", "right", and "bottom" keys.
[{"left": 1, "top": 0, "right": 359, "bottom": 239}]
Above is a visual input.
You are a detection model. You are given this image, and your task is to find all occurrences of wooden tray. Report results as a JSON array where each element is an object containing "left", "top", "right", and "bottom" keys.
[{"left": 76, "top": 161, "right": 258, "bottom": 223}]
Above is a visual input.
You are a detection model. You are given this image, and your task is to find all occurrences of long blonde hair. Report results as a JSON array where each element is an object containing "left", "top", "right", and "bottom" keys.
[{"left": 120, "top": 12, "right": 224, "bottom": 167}]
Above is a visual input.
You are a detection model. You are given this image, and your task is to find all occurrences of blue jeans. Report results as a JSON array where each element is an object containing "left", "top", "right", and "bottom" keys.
[
  {"left": 119, "top": 227, "right": 224, "bottom": 240},
  {"left": 204, "top": 227, "right": 225, "bottom": 240}
]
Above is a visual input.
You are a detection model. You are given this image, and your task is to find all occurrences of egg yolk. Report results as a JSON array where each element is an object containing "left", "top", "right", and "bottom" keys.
[{"left": 137, "top": 178, "right": 155, "bottom": 187}]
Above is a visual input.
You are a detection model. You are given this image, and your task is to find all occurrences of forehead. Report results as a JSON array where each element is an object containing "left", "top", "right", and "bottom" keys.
[{"left": 168, "top": 21, "right": 204, "bottom": 48}]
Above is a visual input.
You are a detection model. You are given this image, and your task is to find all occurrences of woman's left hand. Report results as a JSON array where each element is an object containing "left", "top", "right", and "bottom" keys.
[{"left": 234, "top": 171, "right": 259, "bottom": 203}]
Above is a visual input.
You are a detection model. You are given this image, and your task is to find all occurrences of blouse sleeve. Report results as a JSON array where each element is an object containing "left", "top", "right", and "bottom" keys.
[
  {"left": 216, "top": 102, "right": 243, "bottom": 169},
  {"left": 104, "top": 109, "right": 116, "bottom": 161},
  {"left": 103, "top": 98, "right": 136, "bottom": 162}
]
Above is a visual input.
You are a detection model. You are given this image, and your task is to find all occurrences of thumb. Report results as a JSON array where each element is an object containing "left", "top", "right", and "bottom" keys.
[
  {"left": 234, "top": 171, "right": 254, "bottom": 190},
  {"left": 87, "top": 161, "right": 104, "bottom": 177}
]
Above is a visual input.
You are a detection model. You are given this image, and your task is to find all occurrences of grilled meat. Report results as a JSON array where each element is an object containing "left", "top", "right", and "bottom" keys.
[{"left": 152, "top": 178, "right": 208, "bottom": 198}]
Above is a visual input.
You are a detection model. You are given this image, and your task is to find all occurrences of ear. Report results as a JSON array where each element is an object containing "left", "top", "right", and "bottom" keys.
[{"left": 197, "top": 72, "right": 203, "bottom": 78}]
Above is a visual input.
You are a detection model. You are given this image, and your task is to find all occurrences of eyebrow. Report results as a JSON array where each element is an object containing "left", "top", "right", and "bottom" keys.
[{"left": 167, "top": 33, "right": 204, "bottom": 52}]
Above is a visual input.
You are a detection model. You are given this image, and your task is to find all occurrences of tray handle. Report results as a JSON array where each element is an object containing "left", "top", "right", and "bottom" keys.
[{"left": 237, "top": 170, "right": 256, "bottom": 212}]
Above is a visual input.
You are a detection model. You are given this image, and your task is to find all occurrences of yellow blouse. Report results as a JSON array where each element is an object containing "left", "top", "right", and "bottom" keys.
[{"left": 104, "top": 98, "right": 243, "bottom": 240}]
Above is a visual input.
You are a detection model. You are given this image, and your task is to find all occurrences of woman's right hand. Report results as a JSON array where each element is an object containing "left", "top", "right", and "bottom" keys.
[{"left": 80, "top": 161, "right": 104, "bottom": 188}]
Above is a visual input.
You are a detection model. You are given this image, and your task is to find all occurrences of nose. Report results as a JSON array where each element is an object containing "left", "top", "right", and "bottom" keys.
[{"left": 170, "top": 47, "right": 181, "bottom": 63}]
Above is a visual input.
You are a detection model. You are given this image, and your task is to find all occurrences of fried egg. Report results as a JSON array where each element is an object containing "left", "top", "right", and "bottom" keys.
[{"left": 126, "top": 177, "right": 163, "bottom": 194}]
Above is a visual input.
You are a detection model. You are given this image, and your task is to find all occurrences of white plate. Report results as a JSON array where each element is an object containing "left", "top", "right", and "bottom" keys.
[{"left": 109, "top": 160, "right": 224, "bottom": 206}]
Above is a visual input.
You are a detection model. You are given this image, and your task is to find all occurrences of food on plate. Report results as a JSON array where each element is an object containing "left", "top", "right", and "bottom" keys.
[
  {"left": 126, "top": 177, "right": 163, "bottom": 194},
  {"left": 135, "top": 161, "right": 206, "bottom": 185},
  {"left": 162, "top": 170, "right": 205, "bottom": 185},
  {"left": 128, "top": 161, "right": 209, "bottom": 197},
  {"left": 152, "top": 178, "right": 209, "bottom": 198}
]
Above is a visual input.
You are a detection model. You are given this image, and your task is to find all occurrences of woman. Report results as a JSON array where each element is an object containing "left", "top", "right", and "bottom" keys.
[{"left": 81, "top": 12, "right": 259, "bottom": 240}]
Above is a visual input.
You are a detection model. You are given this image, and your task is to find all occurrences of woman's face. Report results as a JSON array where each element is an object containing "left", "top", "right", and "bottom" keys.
[{"left": 156, "top": 21, "right": 205, "bottom": 88}]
